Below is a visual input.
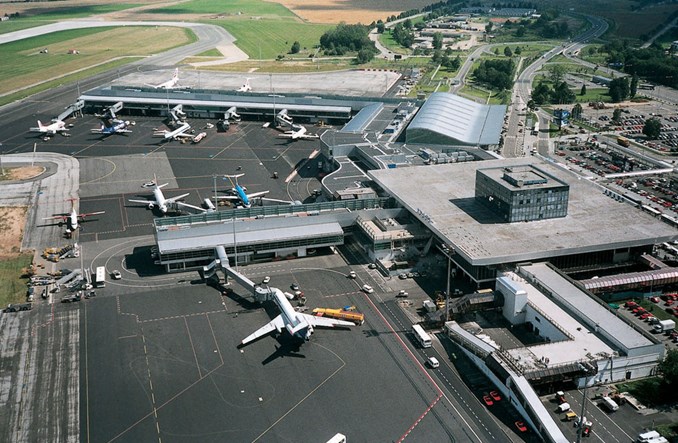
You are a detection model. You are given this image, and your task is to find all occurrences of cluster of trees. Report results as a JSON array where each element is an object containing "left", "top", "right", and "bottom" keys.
[
  {"left": 503, "top": 11, "right": 570, "bottom": 39},
  {"left": 432, "top": 48, "right": 462, "bottom": 70},
  {"left": 385, "top": 8, "right": 419, "bottom": 23},
  {"left": 391, "top": 20, "right": 415, "bottom": 48},
  {"left": 474, "top": 59, "right": 515, "bottom": 90},
  {"left": 608, "top": 77, "right": 630, "bottom": 102},
  {"left": 600, "top": 40, "right": 678, "bottom": 89},
  {"left": 531, "top": 81, "right": 575, "bottom": 105},
  {"left": 319, "top": 23, "right": 376, "bottom": 56}
]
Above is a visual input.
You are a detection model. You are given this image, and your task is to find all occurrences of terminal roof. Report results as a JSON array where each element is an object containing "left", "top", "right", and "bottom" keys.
[{"left": 369, "top": 157, "right": 677, "bottom": 266}]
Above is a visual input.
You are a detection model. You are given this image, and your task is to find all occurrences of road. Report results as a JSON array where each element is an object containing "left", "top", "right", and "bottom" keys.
[
  {"left": 503, "top": 14, "right": 610, "bottom": 158},
  {"left": 340, "top": 242, "right": 521, "bottom": 443}
]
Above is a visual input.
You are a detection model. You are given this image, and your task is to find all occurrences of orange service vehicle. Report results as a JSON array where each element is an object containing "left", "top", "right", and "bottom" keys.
[{"left": 312, "top": 307, "right": 365, "bottom": 325}]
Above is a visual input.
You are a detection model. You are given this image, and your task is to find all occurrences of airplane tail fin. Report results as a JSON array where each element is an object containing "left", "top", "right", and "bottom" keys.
[{"left": 38, "top": 120, "right": 44, "bottom": 129}]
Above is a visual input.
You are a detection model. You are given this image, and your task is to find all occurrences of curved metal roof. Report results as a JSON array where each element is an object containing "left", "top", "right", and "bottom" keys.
[{"left": 406, "top": 93, "right": 506, "bottom": 146}]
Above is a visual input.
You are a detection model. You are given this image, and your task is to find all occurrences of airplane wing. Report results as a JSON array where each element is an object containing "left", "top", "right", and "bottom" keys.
[
  {"left": 79, "top": 211, "right": 105, "bottom": 218},
  {"left": 302, "top": 313, "right": 355, "bottom": 328},
  {"left": 261, "top": 197, "right": 293, "bottom": 204},
  {"left": 165, "top": 193, "right": 190, "bottom": 204},
  {"left": 43, "top": 215, "right": 68, "bottom": 221},
  {"left": 128, "top": 199, "right": 151, "bottom": 204},
  {"left": 215, "top": 195, "right": 239, "bottom": 200},
  {"left": 247, "top": 191, "right": 270, "bottom": 199},
  {"left": 241, "top": 315, "right": 285, "bottom": 345},
  {"left": 175, "top": 201, "right": 206, "bottom": 212}
]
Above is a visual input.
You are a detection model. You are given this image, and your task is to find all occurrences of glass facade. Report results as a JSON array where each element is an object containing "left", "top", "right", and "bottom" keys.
[{"left": 475, "top": 167, "right": 569, "bottom": 222}]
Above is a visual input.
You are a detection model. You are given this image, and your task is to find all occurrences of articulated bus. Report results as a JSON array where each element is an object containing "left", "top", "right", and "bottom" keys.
[{"left": 412, "top": 324, "right": 432, "bottom": 348}]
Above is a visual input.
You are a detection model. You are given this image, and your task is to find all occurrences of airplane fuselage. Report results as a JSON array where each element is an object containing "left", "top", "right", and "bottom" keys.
[
  {"left": 152, "top": 187, "right": 169, "bottom": 213},
  {"left": 235, "top": 186, "right": 251, "bottom": 208},
  {"left": 273, "top": 289, "right": 313, "bottom": 341}
]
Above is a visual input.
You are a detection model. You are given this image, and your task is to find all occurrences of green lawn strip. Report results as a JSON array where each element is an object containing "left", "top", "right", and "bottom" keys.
[
  {"left": 213, "top": 19, "right": 332, "bottom": 59},
  {"left": 0, "top": 57, "right": 139, "bottom": 107},
  {"left": 23, "top": 4, "right": 141, "bottom": 20},
  {"left": 195, "top": 48, "right": 223, "bottom": 57},
  {"left": 379, "top": 31, "right": 411, "bottom": 55},
  {"left": 0, "top": 19, "right": 56, "bottom": 35},
  {"left": 616, "top": 377, "right": 675, "bottom": 407},
  {"left": 148, "top": 0, "right": 295, "bottom": 18},
  {"left": 0, "top": 253, "right": 33, "bottom": 307}
]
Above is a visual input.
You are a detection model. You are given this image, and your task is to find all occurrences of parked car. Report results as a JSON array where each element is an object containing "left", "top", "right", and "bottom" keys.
[
  {"left": 489, "top": 390, "right": 501, "bottom": 401},
  {"left": 515, "top": 421, "right": 528, "bottom": 432},
  {"left": 291, "top": 283, "right": 299, "bottom": 290},
  {"left": 396, "top": 290, "right": 409, "bottom": 298},
  {"left": 482, "top": 395, "right": 494, "bottom": 406}
]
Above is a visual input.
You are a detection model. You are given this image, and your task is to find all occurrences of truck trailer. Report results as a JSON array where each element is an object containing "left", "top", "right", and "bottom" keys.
[
  {"left": 313, "top": 307, "right": 365, "bottom": 325},
  {"left": 653, "top": 319, "right": 675, "bottom": 333}
]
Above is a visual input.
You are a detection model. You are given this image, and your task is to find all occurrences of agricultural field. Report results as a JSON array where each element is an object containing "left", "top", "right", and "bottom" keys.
[
  {"left": 0, "top": 26, "right": 195, "bottom": 97},
  {"left": 147, "top": 0, "right": 296, "bottom": 19},
  {"left": 272, "top": 0, "right": 440, "bottom": 24}
]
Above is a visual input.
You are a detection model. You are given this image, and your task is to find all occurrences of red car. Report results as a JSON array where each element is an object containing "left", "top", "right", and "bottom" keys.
[
  {"left": 639, "top": 313, "right": 651, "bottom": 320},
  {"left": 489, "top": 390, "right": 502, "bottom": 401},
  {"left": 515, "top": 421, "right": 528, "bottom": 432},
  {"left": 625, "top": 301, "right": 638, "bottom": 308},
  {"left": 482, "top": 395, "right": 494, "bottom": 406},
  {"left": 664, "top": 300, "right": 675, "bottom": 307},
  {"left": 650, "top": 297, "right": 660, "bottom": 303}
]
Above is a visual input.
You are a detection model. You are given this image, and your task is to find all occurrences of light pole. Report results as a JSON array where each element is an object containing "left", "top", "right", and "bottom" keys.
[
  {"left": 213, "top": 174, "right": 218, "bottom": 208},
  {"left": 576, "top": 372, "right": 591, "bottom": 443}
]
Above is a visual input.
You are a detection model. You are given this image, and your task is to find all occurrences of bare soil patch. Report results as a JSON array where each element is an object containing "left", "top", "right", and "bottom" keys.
[
  {"left": 0, "top": 207, "right": 27, "bottom": 258},
  {"left": 3, "top": 165, "right": 45, "bottom": 181}
]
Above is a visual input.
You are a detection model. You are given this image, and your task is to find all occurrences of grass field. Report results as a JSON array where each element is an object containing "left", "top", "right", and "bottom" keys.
[
  {"left": 213, "top": 19, "right": 332, "bottom": 59},
  {"left": 0, "top": 253, "right": 32, "bottom": 307},
  {"left": 0, "top": 26, "right": 194, "bottom": 96},
  {"left": 195, "top": 48, "right": 223, "bottom": 57},
  {"left": 379, "top": 30, "right": 412, "bottom": 55},
  {"left": 0, "top": 3, "right": 141, "bottom": 35},
  {"left": 0, "top": 57, "right": 135, "bottom": 107},
  {"left": 22, "top": 3, "right": 141, "bottom": 20},
  {"left": 149, "top": 0, "right": 296, "bottom": 18}
]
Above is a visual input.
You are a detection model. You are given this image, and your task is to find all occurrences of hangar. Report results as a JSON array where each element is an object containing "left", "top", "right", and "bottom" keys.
[{"left": 405, "top": 92, "right": 506, "bottom": 147}]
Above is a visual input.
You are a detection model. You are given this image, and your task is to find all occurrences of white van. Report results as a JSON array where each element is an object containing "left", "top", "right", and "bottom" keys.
[
  {"left": 601, "top": 396, "right": 619, "bottom": 412},
  {"left": 636, "top": 430, "right": 661, "bottom": 442},
  {"left": 557, "top": 402, "right": 571, "bottom": 412},
  {"left": 427, "top": 356, "right": 440, "bottom": 368}
]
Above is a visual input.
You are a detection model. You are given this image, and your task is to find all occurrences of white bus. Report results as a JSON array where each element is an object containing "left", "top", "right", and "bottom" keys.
[
  {"left": 412, "top": 324, "right": 432, "bottom": 348},
  {"left": 94, "top": 266, "right": 106, "bottom": 288}
]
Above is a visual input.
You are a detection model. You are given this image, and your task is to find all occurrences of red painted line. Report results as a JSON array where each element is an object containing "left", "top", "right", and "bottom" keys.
[{"left": 360, "top": 292, "right": 444, "bottom": 441}]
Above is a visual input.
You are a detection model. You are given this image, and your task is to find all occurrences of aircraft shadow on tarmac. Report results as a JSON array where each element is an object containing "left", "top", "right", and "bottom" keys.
[{"left": 261, "top": 335, "right": 306, "bottom": 366}]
